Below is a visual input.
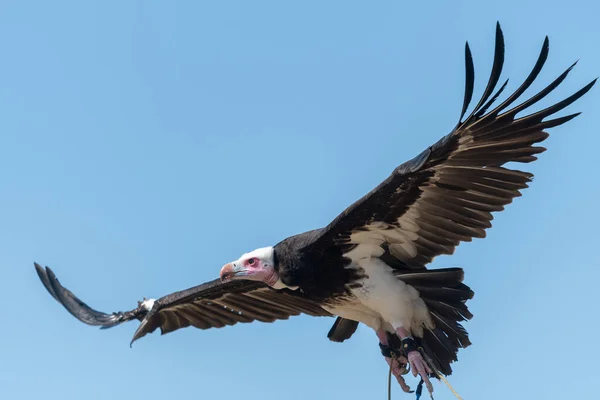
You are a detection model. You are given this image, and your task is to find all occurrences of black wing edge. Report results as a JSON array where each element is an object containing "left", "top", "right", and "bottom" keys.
[
  {"left": 34, "top": 262, "right": 147, "bottom": 329},
  {"left": 459, "top": 21, "right": 597, "bottom": 130},
  {"left": 327, "top": 317, "right": 359, "bottom": 343},
  {"left": 303, "top": 21, "right": 597, "bottom": 256}
]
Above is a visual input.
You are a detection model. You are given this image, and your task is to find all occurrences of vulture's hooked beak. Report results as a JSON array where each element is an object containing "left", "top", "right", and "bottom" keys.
[{"left": 219, "top": 263, "right": 246, "bottom": 282}]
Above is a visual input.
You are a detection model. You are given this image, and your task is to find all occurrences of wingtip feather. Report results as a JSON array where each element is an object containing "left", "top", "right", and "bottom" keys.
[{"left": 459, "top": 41, "right": 475, "bottom": 122}]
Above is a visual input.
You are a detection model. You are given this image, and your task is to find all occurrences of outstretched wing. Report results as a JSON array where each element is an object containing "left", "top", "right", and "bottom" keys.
[
  {"left": 304, "top": 22, "right": 596, "bottom": 267},
  {"left": 35, "top": 263, "right": 147, "bottom": 328},
  {"left": 129, "top": 275, "right": 332, "bottom": 345},
  {"left": 35, "top": 263, "right": 332, "bottom": 345}
]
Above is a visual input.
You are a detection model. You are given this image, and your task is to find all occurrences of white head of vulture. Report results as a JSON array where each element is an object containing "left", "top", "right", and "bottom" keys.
[{"left": 35, "top": 22, "right": 596, "bottom": 397}]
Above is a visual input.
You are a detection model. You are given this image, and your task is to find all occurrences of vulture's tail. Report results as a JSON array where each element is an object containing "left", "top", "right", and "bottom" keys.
[{"left": 396, "top": 267, "right": 474, "bottom": 376}]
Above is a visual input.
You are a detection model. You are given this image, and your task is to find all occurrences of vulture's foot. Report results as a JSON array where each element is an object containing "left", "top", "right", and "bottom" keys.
[
  {"left": 406, "top": 350, "right": 433, "bottom": 395},
  {"left": 387, "top": 354, "right": 412, "bottom": 392},
  {"left": 395, "top": 328, "right": 434, "bottom": 396},
  {"left": 377, "top": 330, "right": 411, "bottom": 392}
]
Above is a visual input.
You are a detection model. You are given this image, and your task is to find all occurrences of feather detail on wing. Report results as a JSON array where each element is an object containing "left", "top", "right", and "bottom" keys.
[
  {"left": 34, "top": 263, "right": 332, "bottom": 346},
  {"left": 35, "top": 263, "right": 147, "bottom": 328},
  {"left": 304, "top": 22, "right": 596, "bottom": 268},
  {"left": 129, "top": 277, "right": 331, "bottom": 345}
]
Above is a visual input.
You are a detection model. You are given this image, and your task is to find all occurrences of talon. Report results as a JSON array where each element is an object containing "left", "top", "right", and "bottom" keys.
[
  {"left": 376, "top": 330, "right": 416, "bottom": 393},
  {"left": 407, "top": 350, "right": 434, "bottom": 395},
  {"left": 384, "top": 356, "right": 412, "bottom": 392}
]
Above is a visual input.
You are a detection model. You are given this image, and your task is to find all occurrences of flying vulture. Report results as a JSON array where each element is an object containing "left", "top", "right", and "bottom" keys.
[{"left": 35, "top": 23, "right": 596, "bottom": 397}]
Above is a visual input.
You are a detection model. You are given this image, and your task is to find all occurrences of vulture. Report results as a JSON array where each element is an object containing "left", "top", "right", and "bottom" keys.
[{"left": 35, "top": 22, "right": 596, "bottom": 397}]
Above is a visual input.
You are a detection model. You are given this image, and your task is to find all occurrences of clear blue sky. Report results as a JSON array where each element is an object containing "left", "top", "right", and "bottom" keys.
[{"left": 1, "top": 1, "right": 599, "bottom": 399}]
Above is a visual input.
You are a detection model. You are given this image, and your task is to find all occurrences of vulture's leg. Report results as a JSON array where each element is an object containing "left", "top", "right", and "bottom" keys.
[
  {"left": 376, "top": 329, "right": 411, "bottom": 393},
  {"left": 396, "top": 327, "right": 433, "bottom": 395}
]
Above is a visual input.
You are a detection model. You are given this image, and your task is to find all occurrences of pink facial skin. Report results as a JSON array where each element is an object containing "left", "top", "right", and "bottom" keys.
[{"left": 219, "top": 257, "right": 278, "bottom": 286}]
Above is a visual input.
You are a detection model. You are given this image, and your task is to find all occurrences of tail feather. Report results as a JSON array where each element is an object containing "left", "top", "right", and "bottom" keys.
[
  {"left": 421, "top": 328, "right": 457, "bottom": 374},
  {"left": 397, "top": 267, "right": 474, "bottom": 376},
  {"left": 411, "top": 284, "right": 473, "bottom": 302},
  {"left": 429, "top": 311, "right": 471, "bottom": 348},
  {"left": 396, "top": 267, "right": 465, "bottom": 285},
  {"left": 423, "top": 298, "right": 473, "bottom": 321}
]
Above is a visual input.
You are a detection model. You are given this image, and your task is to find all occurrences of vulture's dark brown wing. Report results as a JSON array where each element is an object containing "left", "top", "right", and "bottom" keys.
[
  {"left": 304, "top": 22, "right": 596, "bottom": 268},
  {"left": 129, "top": 277, "right": 331, "bottom": 345},
  {"left": 327, "top": 317, "right": 359, "bottom": 343},
  {"left": 34, "top": 263, "right": 332, "bottom": 345}
]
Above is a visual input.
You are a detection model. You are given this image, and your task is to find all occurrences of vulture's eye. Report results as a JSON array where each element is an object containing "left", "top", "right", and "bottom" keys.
[{"left": 247, "top": 258, "right": 256, "bottom": 265}]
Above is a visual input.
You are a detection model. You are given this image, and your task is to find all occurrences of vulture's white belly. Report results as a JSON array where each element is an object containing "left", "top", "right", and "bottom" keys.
[{"left": 323, "top": 254, "right": 431, "bottom": 336}]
